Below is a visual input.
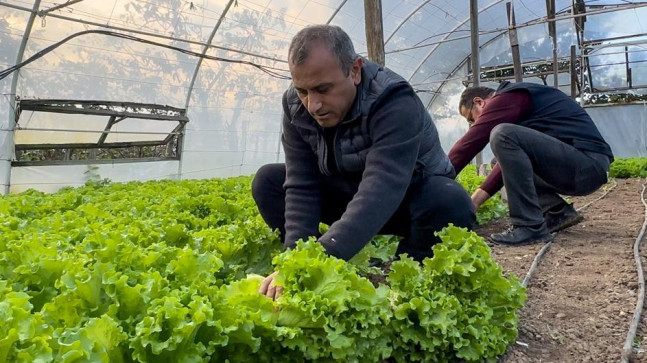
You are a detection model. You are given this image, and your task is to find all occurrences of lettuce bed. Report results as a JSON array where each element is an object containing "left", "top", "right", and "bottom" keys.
[{"left": 1, "top": 176, "right": 524, "bottom": 362}]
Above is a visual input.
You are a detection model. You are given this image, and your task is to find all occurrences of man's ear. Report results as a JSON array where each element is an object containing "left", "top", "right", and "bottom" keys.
[
  {"left": 351, "top": 57, "right": 362, "bottom": 86},
  {"left": 472, "top": 96, "right": 484, "bottom": 105}
]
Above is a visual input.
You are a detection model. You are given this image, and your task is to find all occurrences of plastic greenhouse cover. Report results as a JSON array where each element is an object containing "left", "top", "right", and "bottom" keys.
[
  {"left": 9, "top": 160, "right": 180, "bottom": 193},
  {"left": 586, "top": 103, "right": 647, "bottom": 158},
  {"left": 3, "top": 0, "right": 586, "bottom": 107},
  {"left": 1, "top": 0, "right": 646, "bottom": 193}
]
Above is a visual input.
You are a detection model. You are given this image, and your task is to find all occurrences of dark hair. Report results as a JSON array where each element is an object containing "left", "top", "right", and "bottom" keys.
[
  {"left": 288, "top": 25, "right": 357, "bottom": 76},
  {"left": 459, "top": 86, "right": 495, "bottom": 110}
]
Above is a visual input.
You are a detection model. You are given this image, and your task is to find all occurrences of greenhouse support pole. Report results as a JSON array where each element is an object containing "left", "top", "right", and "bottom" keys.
[
  {"left": 470, "top": 0, "right": 480, "bottom": 88},
  {"left": 179, "top": 0, "right": 235, "bottom": 179},
  {"left": 546, "top": 0, "right": 558, "bottom": 88},
  {"left": 570, "top": 45, "right": 577, "bottom": 98},
  {"left": 470, "top": 0, "right": 483, "bottom": 171},
  {"left": 507, "top": 2, "right": 523, "bottom": 83},
  {"left": 626, "top": 46, "right": 632, "bottom": 88},
  {"left": 3, "top": 0, "right": 41, "bottom": 195},
  {"left": 364, "top": 0, "right": 385, "bottom": 66}
]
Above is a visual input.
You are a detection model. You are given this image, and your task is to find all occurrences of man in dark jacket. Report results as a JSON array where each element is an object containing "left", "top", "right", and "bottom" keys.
[
  {"left": 252, "top": 25, "right": 475, "bottom": 299},
  {"left": 449, "top": 81, "right": 613, "bottom": 246}
]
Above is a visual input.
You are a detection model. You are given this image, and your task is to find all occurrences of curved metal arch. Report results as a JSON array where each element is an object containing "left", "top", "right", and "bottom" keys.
[
  {"left": 326, "top": 0, "right": 349, "bottom": 25},
  {"left": 426, "top": 29, "right": 509, "bottom": 109},
  {"left": 383, "top": 0, "right": 433, "bottom": 45},
  {"left": 406, "top": 0, "right": 642, "bottom": 86},
  {"left": 384, "top": 0, "right": 466, "bottom": 46},
  {"left": 179, "top": 0, "right": 236, "bottom": 179},
  {"left": 405, "top": 0, "right": 506, "bottom": 83},
  {"left": 1, "top": 2, "right": 286, "bottom": 63},
  {"left": 184, "top": 0, "right": 236, "bottom": 110}
]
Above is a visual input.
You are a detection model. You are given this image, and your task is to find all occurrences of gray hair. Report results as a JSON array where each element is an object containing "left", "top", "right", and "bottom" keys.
[{"left": 288, "top": 25, "right": 357, "bottom": 76}]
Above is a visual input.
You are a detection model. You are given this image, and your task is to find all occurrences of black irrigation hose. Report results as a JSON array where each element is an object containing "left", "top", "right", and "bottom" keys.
[
  {"left": 513, "top": 178, "right": 647, "bottom": 361},
  {"left": 521, "top": 179, "right": 618, "bottom": 288},
  {"left": 621, "top": 178, "right": 647, "bottom": 363}
]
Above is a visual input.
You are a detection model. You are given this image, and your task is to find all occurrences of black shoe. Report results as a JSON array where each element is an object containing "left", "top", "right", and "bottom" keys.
[
  {"left": 544, "top": 203, "right": 583, "bottom": 233},
  {"left": 489, "top": 224, "right": 554, "bottom": 246}
]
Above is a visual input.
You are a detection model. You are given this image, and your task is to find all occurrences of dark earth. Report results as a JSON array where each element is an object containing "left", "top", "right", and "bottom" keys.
[{"left": 473, "top": 178, "right": 647, "bottom": 363}]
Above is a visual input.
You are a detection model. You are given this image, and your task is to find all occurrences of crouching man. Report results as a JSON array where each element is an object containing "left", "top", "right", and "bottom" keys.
[{"left": 252, "top": 25, "right": 475, "bottom": 299}]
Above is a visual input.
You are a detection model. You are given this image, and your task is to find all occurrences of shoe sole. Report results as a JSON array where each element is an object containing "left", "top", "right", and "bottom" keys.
[
  {"left": 488, "top": 234, "right": 555, "bottom": 246},
  {"left": 548, "top": 214, "right": 584, "bottom": 234}
]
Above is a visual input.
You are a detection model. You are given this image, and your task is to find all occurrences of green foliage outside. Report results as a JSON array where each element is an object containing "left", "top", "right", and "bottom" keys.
[
  {"left": 456, "top": 165, "right": 508, "bottom": 224},
  {"left": 610, "top": 157, "right": 647, "bottom": 178},
  {"left": 1, "top": 176, "right": 524, "bottom": 362}
]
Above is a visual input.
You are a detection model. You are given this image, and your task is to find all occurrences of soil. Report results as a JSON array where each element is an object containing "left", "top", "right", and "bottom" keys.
[{"left": 472, "top": 178, "right": 647, "bottom": 363}]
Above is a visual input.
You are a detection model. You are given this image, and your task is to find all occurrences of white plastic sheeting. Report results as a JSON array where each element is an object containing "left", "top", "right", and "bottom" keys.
[
  {"left": 588, "top": 103, "right": 647, "bottom": 158},
  {"left": 10, "top": 160, "right": 179, "bottom": 193},
  {"left": 1, "top": 0, "right": 646, "bottom": 194}
]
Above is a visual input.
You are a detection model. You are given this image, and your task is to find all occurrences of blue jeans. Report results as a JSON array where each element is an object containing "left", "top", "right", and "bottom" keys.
[
  {"left": 252, "top": 163, "right": 475, "bottom": 261},
  {"left": 490, "top": 123, "right": 610, "bottom": 227}
]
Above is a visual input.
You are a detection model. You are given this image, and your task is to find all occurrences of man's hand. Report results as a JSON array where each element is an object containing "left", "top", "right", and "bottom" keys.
[
  {"left": 259, "top": 271, "right": 283, "bottom": 300},
  {"left": 471, "top": 188, "right": 491, "bottom": 210}
]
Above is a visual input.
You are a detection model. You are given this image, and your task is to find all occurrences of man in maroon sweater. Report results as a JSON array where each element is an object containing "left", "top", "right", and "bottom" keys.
[{"left": 449, "top": 81, "right": 613, "bottom": 245}]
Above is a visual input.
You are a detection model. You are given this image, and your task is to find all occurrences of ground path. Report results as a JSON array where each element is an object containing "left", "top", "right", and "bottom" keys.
[{"left": 474, "top": 178, "right": 646, "bottom": 362}]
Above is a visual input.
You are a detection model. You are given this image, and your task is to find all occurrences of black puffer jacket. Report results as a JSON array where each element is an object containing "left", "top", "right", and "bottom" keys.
[{"left": 281, "top": 60, "right": 453, "bottom": 260}]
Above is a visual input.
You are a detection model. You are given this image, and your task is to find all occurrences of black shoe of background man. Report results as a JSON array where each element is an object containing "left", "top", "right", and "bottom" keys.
[
  {"left": 489, "top": 223, "right": 554, "bottom": 246},
  {"left": 544, "top": 203, "right": 583, "bottom": 233}
]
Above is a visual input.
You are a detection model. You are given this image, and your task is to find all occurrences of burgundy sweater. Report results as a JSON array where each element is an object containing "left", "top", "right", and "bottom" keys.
[{"left": 448, "top": 91, "right": 532, "bottom": 196}]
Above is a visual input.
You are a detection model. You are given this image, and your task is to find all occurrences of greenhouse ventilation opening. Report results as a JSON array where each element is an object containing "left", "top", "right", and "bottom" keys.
[{"left": 13, "top": 99, "right": 188, "bottom": 166}]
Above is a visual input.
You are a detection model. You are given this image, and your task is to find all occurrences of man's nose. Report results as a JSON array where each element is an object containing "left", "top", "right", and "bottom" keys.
[{"left": 307, "top": 94, "right": 322, "bottom": 114}]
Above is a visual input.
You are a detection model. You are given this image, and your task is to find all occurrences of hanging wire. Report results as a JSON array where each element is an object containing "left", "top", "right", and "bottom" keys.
[
  {"left": 517, "top": 0, "right": 544, "bottom": 20},
  {"left": 0, "top": 29, "right": 292, "bottom": 82}
]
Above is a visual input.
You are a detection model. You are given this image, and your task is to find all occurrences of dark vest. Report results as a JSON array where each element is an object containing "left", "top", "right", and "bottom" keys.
[
  {"left": 286, "top": 60, "right": 454, "bottom": 178},
  {"left": 497, "top": 81, "right": 613, "bottom": 159}
]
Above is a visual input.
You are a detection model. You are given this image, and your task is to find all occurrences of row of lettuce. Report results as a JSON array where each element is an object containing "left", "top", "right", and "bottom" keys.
[
  {"left": 1, "top": 168, "right": 520, "bottom": 362},
  {"left": 609, "top": 157, "right": 647, "bottom": 178}
]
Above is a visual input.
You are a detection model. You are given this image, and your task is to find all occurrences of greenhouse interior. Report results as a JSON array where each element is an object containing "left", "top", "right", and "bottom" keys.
[
  {"left": 2, "top": 0, "right": 647, "bottom": 362},
  {"left": 1, "top": 0, "right": 646, "bottom": 194}
]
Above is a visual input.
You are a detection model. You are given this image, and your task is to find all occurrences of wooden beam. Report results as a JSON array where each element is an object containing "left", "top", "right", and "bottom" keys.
[
  {"left": 470, "top": 0, "right": 483, "bottom": 171},
  {"left": 470, "top": 0, "right": 480, "bottom": 86},
  {"left": 626, "top": 46, "right": 632, "bottom": 88},
  {"left": 584, "top": 47, "right": 593, "bottom": 92},
  {"left": 507, "top": 2, "right": 523, "bottom": 82},
  {"left": 364, "top": 0, "right": 385, "bottom": 66},
  {"left": 571, "top": 45, "right": 578, "bottom": 98},
  {"left": 546, "top": 0, "right": 558, "bottom": 87}
]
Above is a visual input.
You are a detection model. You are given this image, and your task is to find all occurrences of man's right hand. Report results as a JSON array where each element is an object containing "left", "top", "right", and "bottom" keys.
[
  {"left": 258, "top": 271, "right": 283, "bottom": 300},
  {"left": 471, "top": 188, "right": 491, "bottom": 210}
]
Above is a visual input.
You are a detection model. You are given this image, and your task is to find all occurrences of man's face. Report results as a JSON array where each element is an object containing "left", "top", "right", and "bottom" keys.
[
  {"left": 289, "top": 43, "right": 362, "bottom": 128},
  {"left": 460, "top": 96, "right": 489, "bottom": 126}
]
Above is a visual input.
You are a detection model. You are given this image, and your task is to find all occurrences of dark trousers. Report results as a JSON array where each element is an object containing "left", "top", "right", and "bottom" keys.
[
  {"left": 251, "top": 163, "right": 475, "bottom": 261},
  {"left": 490, "top": 124, "right": 610, "bottom": 227}
]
